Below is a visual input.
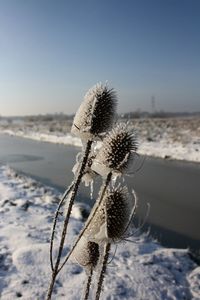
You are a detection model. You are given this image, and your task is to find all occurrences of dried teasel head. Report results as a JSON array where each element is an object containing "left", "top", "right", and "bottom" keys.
[
  {"left": 72, "top": 236, "right": 100, "bottom": 274},
  {"left": 92, "top": 123, "right": 137, "bottom": 177},
  {"left": 71, "top": 83, "right": 117, "bottom": 141},
  {"left": 85, "top": 186, "right": 137, "bottom": 244}
]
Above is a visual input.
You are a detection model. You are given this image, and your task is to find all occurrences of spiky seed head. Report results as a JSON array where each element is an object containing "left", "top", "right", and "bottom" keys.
[
  {"left": 92, "top": 123, "right": 137, "bottom": 177},
  {"left": 71, "top": 83, "right": 117, "bottom": 141},
  {"left": 72, "top": 236, "right": 100, "bottom": 273},
  {"left": 85, "top": 186, "right": 136, "bottom": 243}
]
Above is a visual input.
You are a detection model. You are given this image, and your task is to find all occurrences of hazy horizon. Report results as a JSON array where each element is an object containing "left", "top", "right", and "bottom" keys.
[
  {"left": 1, "top": 109, "right": 200, "bottom": 119},
  {"left": 0, "top": 0, "right": 200, "bottom": 116}
]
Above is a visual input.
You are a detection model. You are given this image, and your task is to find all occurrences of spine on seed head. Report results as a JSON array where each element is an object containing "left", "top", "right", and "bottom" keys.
[{"left": 71, "top": 83, "right": 117, "bottom": 141}]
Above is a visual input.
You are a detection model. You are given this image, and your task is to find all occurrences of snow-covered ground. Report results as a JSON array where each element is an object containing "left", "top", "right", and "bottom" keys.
[
  {"left": 0, "top": 165, "right": 200, "bottom": 300},
  {"left": 0, "top": 116, "right": 200, "bottom": 163}
]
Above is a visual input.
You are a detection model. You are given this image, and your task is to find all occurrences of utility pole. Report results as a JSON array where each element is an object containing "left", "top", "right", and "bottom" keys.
[{"left": 151, "top": 95, "right": 156, "bottom": 113}]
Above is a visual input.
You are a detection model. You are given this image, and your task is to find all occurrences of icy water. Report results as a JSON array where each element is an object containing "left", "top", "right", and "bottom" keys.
[{"left": 0, "top": 134, "right": 200, "bottom": 250}]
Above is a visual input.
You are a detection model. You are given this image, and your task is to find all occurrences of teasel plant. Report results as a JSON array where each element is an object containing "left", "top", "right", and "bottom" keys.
[
  {"left": 46, "top": 83, "right": 117, "bottom": 300},
  {"left": 88, "top": 186, "right": 137, "bottom": 300},
  {"left": 72, "top": 236, "right": 100, "bottom": 300},
  {"left": 92, "top": 123, "right": 138, "bottom": 178},
  {"left": 57, "top": 123, "right": 138, "bottom": 274},
  {"left": 72, "top": 186, "right": 137, "bottom": 300}
]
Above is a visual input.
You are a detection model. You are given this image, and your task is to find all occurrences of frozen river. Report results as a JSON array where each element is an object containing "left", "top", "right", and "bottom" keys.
[{"left": 0, "top": 133, "right": 199, "bottom": 250}]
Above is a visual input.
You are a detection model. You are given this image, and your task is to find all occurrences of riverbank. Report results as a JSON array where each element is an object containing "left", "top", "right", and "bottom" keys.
[
  {"left": 0, "top": 116, "right": 200, "bottom": 163},
  {"left": 0, "top": 165, "right": 199, "bottom": 299},
  {"left": 0, "top": 133, "right": 200, "bottom": 249}
]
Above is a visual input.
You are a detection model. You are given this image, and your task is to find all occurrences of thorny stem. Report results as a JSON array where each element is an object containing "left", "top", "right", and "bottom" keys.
[
  {"left": 50, "top": 181, "right": 74, "bottom": 271},
  {"left": 57, "top": 171, "right": 112, "bottom": 273},
  {"left": 83, "top": 268, "right": 93, "bottom": 300},
  {"left": 46, "top": 140, "right": 93, "bottom": 300},
  {"left": 95, "top": 243, "right": 111, "bottom": 300}
]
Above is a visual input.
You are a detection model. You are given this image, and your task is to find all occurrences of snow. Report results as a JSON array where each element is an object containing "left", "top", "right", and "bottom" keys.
[
  {"left": 0, "top": 165, "right": 199, "bottom": 299},
  {"left": 2, "top": 129, "right": 82, "bottom": 148},
  {"left": 139, "top": 138, "right": 200, "bottom": 163},
  {"left": 0, "top": 116, "right": 199, "bottom": 163}
]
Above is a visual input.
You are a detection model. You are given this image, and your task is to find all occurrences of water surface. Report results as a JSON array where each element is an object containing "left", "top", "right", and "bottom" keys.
[{"left": 0, "top": 134, "right": 199, "bottom": 250}]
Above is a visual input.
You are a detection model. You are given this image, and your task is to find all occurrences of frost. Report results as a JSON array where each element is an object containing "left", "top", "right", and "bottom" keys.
[
  {"left": 111, "top": 173, "right": 121, "bottom": 188},
  {"left": 72, "top": 161, "right": 80, "bottom": 177},
  {"left": 90, "top": 180, "right": 94, "bottom": 200},
  {"left": 91, "top": 159, "right": 111, "bottom": 178},
  {"left": 71, "top": 83, "right": 117, "bottom": 141}
]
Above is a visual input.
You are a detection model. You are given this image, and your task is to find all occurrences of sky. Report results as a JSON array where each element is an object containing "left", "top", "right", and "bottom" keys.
[{"left": 0, "top": 0, "right": 200, "bottom": 116}]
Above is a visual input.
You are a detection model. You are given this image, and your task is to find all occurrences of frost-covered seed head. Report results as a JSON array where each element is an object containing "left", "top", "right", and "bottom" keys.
[
  {"left": 72, "top": 236, "right": 99, "bottom": 272},
  {"left": 86, "top": 186, "right": 135, "bottom": 243},
  {"left": 92, "top": 124, "right": 137, "bottom": 176},
  {"left": 71, "top": 83, "right": 117, "bottom": 140}
]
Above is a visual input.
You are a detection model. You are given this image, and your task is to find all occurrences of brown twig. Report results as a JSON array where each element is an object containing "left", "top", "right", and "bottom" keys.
[
  {"left": 57, "top": 172, "right": 112, "bottom": 274},
  {"left": 95, "top": 243, "right": 111, "bottom": 300},
  {"left": 50, "top": 181, "right": 74, "bottom": 271},
  {"left": 46, "top": 140, "right": 92, "bottom": 300}
]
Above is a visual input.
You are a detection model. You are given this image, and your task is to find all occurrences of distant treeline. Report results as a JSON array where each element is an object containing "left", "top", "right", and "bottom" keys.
[
  {"left": 120, "top": 111, "right": 200, "bottom": 119},
  {"left": 0, "top": 113, "right": 74, "bottom": 122},
  {"left": 23, "top": 113, "right": 74, "bottom": 122},
  {"left": 1, "top": 111, "right": 200, "bottom": 121}
]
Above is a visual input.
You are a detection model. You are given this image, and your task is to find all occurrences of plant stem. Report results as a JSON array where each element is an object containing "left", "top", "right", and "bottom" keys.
[
  {"left": 95, "top": 243, "right": 111, "bottom": 300},
  {"left": 83, "top": 268, "right": 93, "bottom": 300},
  {"left": 50, "top": 181, "right": 74, "bottom": 271},
  {"left": 46, "top": 140, "right": 92, "bottom": 300},
  {"left": 57, "top": 172, "right": 112, "bottom": 274}
]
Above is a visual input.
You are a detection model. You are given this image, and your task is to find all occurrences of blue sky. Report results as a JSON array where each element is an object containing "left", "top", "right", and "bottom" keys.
[{"left": 0, "top": 0, "right": 200, "bottom": 116}]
